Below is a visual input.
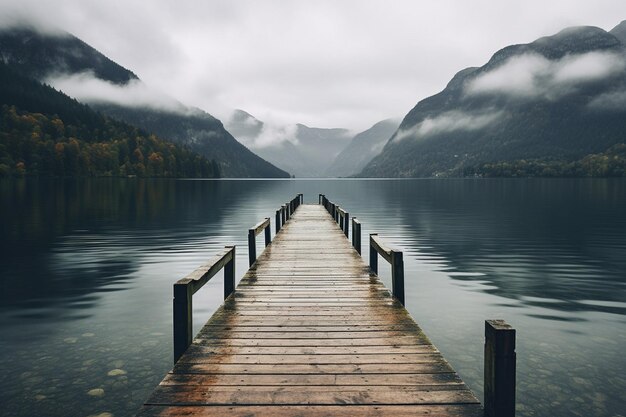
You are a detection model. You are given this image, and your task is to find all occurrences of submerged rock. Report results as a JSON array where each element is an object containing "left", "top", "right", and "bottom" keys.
[
  {"left": 87, "top": 388, "right": 105, "bottom": 397},
  {"left": 107, "top": 369, "right": 127, "bottom": 377}
]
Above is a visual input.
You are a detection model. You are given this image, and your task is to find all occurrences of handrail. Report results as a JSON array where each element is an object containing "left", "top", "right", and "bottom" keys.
[
  {"left": 370, "top": 233, "right": 392, "bottom": 263},
  {"left": 248, "top": 217, "right": 271, "bottom": 266},
  {"left": 173, "top": 245, "right": 235, "bottom": 363},
  {"left": 320, "top": 194, "right": 349, "bottom": 236},
  {"left": 276, "top": 194, "right": 303, "bottom": 232},
  {"left": 172, "top": 193, "right": 303, "bottom": 364},
  {"left": 369, "top": 233, "right": 404, "bottom": 305},
  {"left": 336, "top": 207, "right": 349, "bottom": 237}
]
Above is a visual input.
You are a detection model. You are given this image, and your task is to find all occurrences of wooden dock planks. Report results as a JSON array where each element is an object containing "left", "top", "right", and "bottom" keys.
[{"left": 138, "top": 204, "right": 482, "bottom": 416}]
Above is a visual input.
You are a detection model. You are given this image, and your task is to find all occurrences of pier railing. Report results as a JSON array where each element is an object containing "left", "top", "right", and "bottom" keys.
[
  {"left": 173, "top": 246, "right": 235, "bottom": 363},
  {"left": 369, "top": 233, "right": 405, "bottom": 306},
  {"left": 248, "top": 218, "right": 271, "bottom": 266},
  {"left": 174, "top": 193, "right": 302, "bottom": 364},
  {"left": 320, "top": 194, "right": 516, "bottom": 417},
  {"left": 276, "top": 194, "right": 303, "bottom": 232}
]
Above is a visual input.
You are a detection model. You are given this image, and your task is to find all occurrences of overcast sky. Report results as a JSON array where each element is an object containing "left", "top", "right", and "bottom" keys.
[{"left": 1, "top": 0, "right": 624, "bottom": 131}]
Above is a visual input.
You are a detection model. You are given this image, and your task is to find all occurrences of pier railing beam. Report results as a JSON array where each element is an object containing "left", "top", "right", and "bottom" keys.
[
  {"left": 275, "top": 209, "right": 281, "bottom": 233},
  {"left": 173, "top": 246, "right": 235, "bottom": 363},
  {"left": 484, "top": 320, "right": 516, "bottom": 417}
]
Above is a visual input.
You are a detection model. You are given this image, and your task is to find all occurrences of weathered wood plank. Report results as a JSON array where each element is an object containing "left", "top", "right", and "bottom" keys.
[
  {"left": 160, "top": 372, "right": 465, "bottom": 386},
  {"left": 137, "top": 405, "right": 485, "bottom": 417},
  {"left": 178, "top": 353, "right": 443, "bottom": 364},
  {"left": 172, "top": 362, "right": 454, "bottom": 375},
  {"left": 182, "top": 345, "right": 439, "bottom": 356},
  {"left": 146, "top": 386, "right": 479, "bottom": 405}
]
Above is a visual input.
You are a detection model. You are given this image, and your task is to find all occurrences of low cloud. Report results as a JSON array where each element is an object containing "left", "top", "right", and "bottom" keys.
[
  {"left": 465, "top": 51, "right": 626, "bottom": 100},
  {"left": 394, "top": 110, "right": 502, "bottom": 142},
  {"left": 588, "top": 88, "right": 626, "bottom": 110},
  {"left": 47, "top": 71, "right": 191, "bottom": 113},
  {"left": 252, "top": 123, "right": 299, "bottom": 149}
]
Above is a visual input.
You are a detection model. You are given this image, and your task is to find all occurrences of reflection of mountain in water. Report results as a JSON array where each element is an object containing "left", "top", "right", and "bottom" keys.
[
  {"left": 376, "top": 179, "right": 626, "bottom": 315},
  {"left": 0, "top": 179, "right": 284, "bottom": 319}
]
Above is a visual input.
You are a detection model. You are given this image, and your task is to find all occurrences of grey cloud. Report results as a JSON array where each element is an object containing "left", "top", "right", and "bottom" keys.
[
  {"left": 2, "top": 0, "right": 625, "bottom": 130},
  {"left": 465, "top": 51, "right": 626, "bottom": 100},
  {"left": 588, "top": 88, "right": 626, "bottom": 110},
  {"left": 394, "top": 110, "right": 503, "bottom": 142},
  {"left": 47, "top": 72, "right": 192, "bottom": 114}
]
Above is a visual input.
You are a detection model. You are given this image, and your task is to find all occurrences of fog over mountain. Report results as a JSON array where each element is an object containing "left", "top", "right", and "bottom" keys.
[
  {"left": 325, "top": 119, "right": 400, "bottom": 177},
  {"left": 225, "top": 110, "right": 352, "bottom": 177},
  {"left": 0, "top": 27, "right": 289, "bottom": 178},
  {"left": 360, "top": 22, "right": 626, "bottom": 177}
]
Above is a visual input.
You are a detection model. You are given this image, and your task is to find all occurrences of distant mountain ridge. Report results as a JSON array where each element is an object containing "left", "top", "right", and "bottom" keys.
[
  {"left": 0, "top": 27, "right": 289, "bottom": 178},
  {"left": 360, "top": 22, "right": 626, "bottom": 177},
  {"left": 325, "top": 118, "right": 399, "bottom": 177},
  {"left": 225, "top": 110, "right": 352, "bottom": 177}
]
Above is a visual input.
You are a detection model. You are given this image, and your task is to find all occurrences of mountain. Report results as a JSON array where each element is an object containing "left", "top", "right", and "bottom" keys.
[
  {"left": 610, "top": 20, "right": 626, "bottom": 44},
  {"left": 0, "top": 27, "right": 289, "bottom": 178},
  {"left": 325, "top": 118, "right": 399, "bottom": 177},
  {"left": 360, "top": 24, "right": 626, "bottom": 177},
  {"left": 0, "top": 27, "right": 138, "bottom": 84},
  {"left": 225, "top": 110, "right": 352, "bottom": 177},
  {"left": 0, "top": 62, "right": 219, "bottom": 178}
]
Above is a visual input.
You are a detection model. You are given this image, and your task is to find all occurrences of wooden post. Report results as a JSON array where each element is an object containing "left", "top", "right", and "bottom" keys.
[
  {"left": 339, "top": 209, "right": 344, "bottom": 231},
  {"left": 264, "top": 223, "right": 271, "bottom": 246},
  {"left": 281, "top": 205, "right": 286, "bottom": 224},
  {"left": 344, "top": 211, "right": 350, "bottom": 237},
  {"left": 224, "top": 246, "right": 235, "bottom": 299},
  {"left": 369, "top": 233, "right": 378, "bottom": 274},
  {"left": 173, "top": 282, "right": 192, "bottom": 363},
  {"left": 285, "top": 202, "right": 290, "bottom": 220},
  {"left": 248, "top": 229, "right": 256, "bottom": 267},
  {"left": 275, "top": 209, "right": 281, "bottom": 233},
  {"left": 352, "top": 218, "right": 361, "bottom": 254},
  {"left": 484, "top": 320, "right": 516, "bottom": 417},
  {"left": 319, "top": 194, "right": 322, "bottom": 204},
  {"left": 390, "top": 250, "right": 405, "bottom": 306},
  {"left": 300, "top": 193, "right": 303, "bottom": 205}
]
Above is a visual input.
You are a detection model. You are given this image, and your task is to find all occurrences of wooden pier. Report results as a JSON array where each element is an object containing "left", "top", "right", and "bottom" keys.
[{"left": 137, "top": 195, "right": 515, "bottom": 417}]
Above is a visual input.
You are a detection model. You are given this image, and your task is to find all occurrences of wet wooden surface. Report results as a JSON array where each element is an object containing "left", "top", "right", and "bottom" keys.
[{"left": 138, "top": 204, "right": 481, "bottom": 416}]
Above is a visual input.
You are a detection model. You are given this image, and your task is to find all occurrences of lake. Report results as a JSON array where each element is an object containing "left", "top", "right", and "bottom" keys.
[{"left": 1, "top": 178, "right": 625, "bottom": 417}]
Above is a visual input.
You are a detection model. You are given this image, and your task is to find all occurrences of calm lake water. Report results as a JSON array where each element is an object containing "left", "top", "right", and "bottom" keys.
[{"left": 1, "top": 178, "right": 625, "bottom": 417}]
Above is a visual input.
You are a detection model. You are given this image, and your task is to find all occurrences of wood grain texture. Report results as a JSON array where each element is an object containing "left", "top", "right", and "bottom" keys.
[{"left": 138, "top": 204, "right": 481, "bottom": 416}]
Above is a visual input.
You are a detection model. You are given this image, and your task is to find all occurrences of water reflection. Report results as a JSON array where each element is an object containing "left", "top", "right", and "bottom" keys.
[
  {"left": 0, "top": 178, "right": 625, "bottom": 417},
  {"left": 370, "top": 179, "right": 626, "bottom": 315}
]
